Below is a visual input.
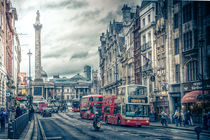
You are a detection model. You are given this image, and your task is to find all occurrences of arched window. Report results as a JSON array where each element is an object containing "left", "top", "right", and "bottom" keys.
[{"left": 186, "top": 61, "right": 198, "bottom": 81}]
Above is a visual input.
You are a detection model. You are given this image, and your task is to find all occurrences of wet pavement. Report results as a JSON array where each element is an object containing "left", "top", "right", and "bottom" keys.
[{"left": 35, "top": 112, "right": 210, "bottom": 140}]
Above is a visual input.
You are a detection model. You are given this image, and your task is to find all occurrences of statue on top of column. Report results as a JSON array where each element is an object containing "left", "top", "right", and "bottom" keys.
[{"left": 36, "top": 10, "right": 40, "bottom": 24}]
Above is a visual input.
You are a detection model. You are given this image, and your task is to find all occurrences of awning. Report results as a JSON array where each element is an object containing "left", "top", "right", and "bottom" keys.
[{"left": 181, "top": 90, "right": 209, "bottom": 103}]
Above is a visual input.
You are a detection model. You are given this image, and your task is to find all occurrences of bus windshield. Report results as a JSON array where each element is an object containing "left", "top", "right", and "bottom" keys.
[
  {"left": 124, "top": 104, "right": 149, "bottom": 117},
  {"left": 127, "top": 86, "right": 146, "bottom": 96}
]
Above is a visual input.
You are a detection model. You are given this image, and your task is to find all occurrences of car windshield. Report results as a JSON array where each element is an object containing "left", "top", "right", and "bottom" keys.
[
  {"left": 123, "top": 104, "right": 149, "bottom": 117},
  {"left": 127, "top": 86, "right": 146, "bottom": 96}
]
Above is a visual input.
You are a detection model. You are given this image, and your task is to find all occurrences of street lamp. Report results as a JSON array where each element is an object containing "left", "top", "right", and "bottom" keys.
[
  {"left": 199, "top": 39, "right": 205, "bottom": 121},
  {"left": 27, "top": 49, "right": 32, "bottom": 106}
]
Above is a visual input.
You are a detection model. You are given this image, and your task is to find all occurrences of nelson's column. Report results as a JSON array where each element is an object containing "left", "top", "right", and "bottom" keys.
[
  {"left": 32, "top": 10, "right": 48, "bottom": 98},
  {"left": 34, "top": 10, "right": 42, "bottom": 81}
]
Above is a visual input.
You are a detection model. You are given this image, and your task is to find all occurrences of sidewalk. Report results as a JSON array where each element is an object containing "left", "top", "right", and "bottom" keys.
[
  {"left": 150, "top": 121, "right": 210, "bottom": 134},
  {"left": 0, "top": 119, "right": 34, "bottom": 139},
  {"left": 0, "top": 123, "right": 8, "bottom": 139}
]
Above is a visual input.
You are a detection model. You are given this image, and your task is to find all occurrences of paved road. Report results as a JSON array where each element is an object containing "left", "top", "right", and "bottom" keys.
[{"left": 35, "top": 112, "right": 210, "bottom": 140}]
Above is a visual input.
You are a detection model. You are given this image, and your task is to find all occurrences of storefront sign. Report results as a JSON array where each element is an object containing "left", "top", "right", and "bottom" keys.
[{"left": 183, "top": 82, "right": 202, "bottom": 92}]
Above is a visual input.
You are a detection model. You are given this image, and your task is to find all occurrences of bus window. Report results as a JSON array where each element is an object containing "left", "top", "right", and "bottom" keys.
[
  {"left": 104, "top": 106, "right": 110, "bottom": 113},
  {"left": 89, "top": 97, "right": 93, "bottom": 101},
  {"left": 128, "top": 86, "right": 146, "bottom": 96},
  {"left": 114, "top": 106, "right": 121, "bottom": 114},
  {"left": 89, "top": 106, "right": 93, "bottom": 113},
  {"left": 124, "top": 104, "right": 149, "bottom": 117},
  {"left": 92, "top": 97, "right": 103, "bottom": 101}
]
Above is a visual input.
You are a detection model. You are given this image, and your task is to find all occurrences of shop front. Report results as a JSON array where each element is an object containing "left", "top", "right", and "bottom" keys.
[
  {"left": 154, "top": 95, "right": 169, "bottom": 120},
  {"left": 181, "top": 88, "right": 210, "bottom": 123}
]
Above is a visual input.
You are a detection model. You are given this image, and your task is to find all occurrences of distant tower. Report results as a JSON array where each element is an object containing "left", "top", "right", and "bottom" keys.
[
  {"left": 84, "top": 65, "right": 91, "bottom": 81},
  {"left": 33, "top": 10, "right": 42, "bottom": 81}
]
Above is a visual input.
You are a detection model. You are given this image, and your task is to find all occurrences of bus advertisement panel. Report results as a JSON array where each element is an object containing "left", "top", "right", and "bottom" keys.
[
  {"left": 102, "top": 85, "right": 149, "bottom": 126},
  {"left": 80, "top": 95, "right": 103, "bottom": 120},
  {"left": 72, "top": 98, "right": 80, "bottom": 112}
]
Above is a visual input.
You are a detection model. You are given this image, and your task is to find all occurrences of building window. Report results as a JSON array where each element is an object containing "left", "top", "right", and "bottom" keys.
[
  {"left": 143, "top": 35, "right": 146, "bottom": 44},
  {"left": 148, "top": 32, "right": 151, "bottom": 42},
  {"left": 184, "top": 31, "right": 192, "bottom": 51},
  {"left": 148, "top": 14, "right": 150, "bottom": 23},
  {"left": 174, "top": 38, "right": 179, "bottom": 55},
  {"left": 174, "top": 13, "right": 178, "bottom": 29},
  {"left": 143, "top": 18, "right": 145, "bottom": 26},
  {"left": 186, "top": 61, "right": 198, "bottom": 81},
  {"left": 183, "top": 4, "right": 192, "bottom": 23},
  {"left": 175, "top": 64, "right": 180, "bottom": 83},
  {"left": 148, "top": 51, "right": 152, "bottom": 63}
]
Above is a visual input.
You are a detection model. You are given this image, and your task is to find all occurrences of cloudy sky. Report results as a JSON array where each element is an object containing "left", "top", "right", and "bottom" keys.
[{"left": 12, "top": 0, "right": 141, "bottom": 79}]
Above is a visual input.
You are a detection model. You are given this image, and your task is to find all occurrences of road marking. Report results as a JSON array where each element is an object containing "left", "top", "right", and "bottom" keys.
[
  {"left": 46, "top": 136, "right": 62, "bottom": 139},
  {"left": 37, "top": 117, "right": 47, "bottom": 140}
]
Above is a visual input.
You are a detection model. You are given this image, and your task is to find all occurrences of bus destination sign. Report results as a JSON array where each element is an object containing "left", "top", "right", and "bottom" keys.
[{"left": 128, "top": 97, "right": 148, "bottom": 103}]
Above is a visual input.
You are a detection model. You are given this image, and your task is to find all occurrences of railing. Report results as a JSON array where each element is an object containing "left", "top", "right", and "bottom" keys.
[{"left": 8, "top": 113, "right": 29, "bottom": 139}]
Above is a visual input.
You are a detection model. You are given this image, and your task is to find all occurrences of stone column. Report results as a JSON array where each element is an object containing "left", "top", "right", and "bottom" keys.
[{"left": 33, "top": 10, "right": 42, "bottom": 80}]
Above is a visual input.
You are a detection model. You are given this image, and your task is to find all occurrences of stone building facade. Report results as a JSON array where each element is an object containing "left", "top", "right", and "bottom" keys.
[
  {"left": 166, "top": 1, "right": 210, "bottom": 122},
  {"left": 0, "top": 0, "right": 20, "bottom": 107},
  {"left": 99, "top": 20, "right": 124, "bottom": 95},
  {"left": 139, "top": 2, "right": 156, "bottom": 105},
  {"left": 99, "top": 5, "right": 136, "bottom": 95}
]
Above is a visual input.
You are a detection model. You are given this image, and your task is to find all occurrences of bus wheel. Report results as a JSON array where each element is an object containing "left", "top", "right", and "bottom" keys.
[
  {"left": 105, "top": 117, "right": 108, "bottom": 124},
  {"left": 117, "top": 118, "right": 121, "bottom": 126},
  {"left": 87, "top": 114, "right": 89, "bottom": 119}
]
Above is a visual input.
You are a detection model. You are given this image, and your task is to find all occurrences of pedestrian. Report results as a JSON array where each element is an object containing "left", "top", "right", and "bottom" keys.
[
  {"left": 202, "top": 113, "right": 208, "bottom": 130},
  {"left": 207, "top": 112, "right": 210, "bottom": 130},
  {"left": 21, "top": 106, "right": 27, "bottom": 114},
  {"left": 180, "top": 110, "right": 185, "bottom": 127},
  {"left": 29, "top": 106, "right": 34, "bottom": 121},
  {"left": 160, "top": 110, "right": 168, "bottom": 126},
  {"left": 15, "top": 106, "right": 22, "bottom": 118},
  {"left": 9, "top": 107, "right": 16, "bottom": 122},
  {"left": 0, "top": 108, "right": 7, "bottom": 132},
  {"left": 186, "top": 110, "right": 192, "bottom": 126},
  {"left": 173, "top": 110, "right": 179, "bottom": 126},
  {"left": 178, "top": 110, "right": 183, "bottom": 126}
]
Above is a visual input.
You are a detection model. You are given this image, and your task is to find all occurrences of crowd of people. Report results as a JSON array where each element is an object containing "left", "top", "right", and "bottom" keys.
[
  {"left": 0, "top": 105, "right": 34, "bottom": 132},
  {"left": 173, "top": 110, "right": 193, "bottom": 127},
  {"left": 160, "top": 109, "right": 210, "bottom": 130}
]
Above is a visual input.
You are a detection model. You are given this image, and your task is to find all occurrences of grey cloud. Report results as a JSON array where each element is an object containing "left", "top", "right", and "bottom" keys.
[
  {"left": 44, "top": 0, "right": 88, "bottom": 9},
  {"left": 70, "top": 51, "right": 88, "bottom": 60},
  {"left": 98, "top": 11, "right": 118, "bottom": 24},
  {"left": 43, "top": 45, "right": 71, "bottom": 58},
  {"left": 69, "top": 9, "right": 101, "bottom": 24},
  {"left": 67, "top": 0, "right": 89, "bottom": 9}
]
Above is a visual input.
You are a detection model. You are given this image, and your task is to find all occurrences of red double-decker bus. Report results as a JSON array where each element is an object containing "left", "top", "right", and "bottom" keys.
[
  {"left": 72, "top": 98, "right": 80, "bottom": 112},
  {"left": 102, "top": 85, "right": 149, "bottom": 126},
  {"left": 80, "top": 95, "right": 103, "bottom": 119}
]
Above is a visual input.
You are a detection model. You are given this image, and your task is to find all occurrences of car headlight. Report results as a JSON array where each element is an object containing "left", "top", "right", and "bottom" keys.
[{"left": 146, "top": 120, "right": 149, "bottom": 123}]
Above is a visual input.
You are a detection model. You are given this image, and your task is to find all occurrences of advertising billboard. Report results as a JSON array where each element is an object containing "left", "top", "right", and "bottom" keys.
[{"left": 18, "top": 72, "right": 27, "bottom": 85}]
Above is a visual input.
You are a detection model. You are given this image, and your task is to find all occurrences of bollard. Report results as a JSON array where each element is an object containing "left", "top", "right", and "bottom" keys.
[
  {"left": 8, "top": 122, "right": 14, "bottom": 139},
  {"left": 195, "top": 126, "right": 202, "bottom": 140}
]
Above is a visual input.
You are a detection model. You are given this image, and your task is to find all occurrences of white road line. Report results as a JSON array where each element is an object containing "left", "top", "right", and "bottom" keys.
[{"left": 37, "top": 116, "right": 47, "bottom": 140}]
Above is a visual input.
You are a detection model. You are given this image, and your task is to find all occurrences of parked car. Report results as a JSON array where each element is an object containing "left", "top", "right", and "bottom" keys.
[{"left": 42, "top": 108, "right": 52, "bottom": 117}]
